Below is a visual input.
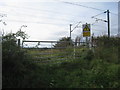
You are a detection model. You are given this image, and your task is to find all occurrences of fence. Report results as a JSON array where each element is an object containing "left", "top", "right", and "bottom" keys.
[{"left": 22, "top": 40, "right": 92, "bottom": 64}]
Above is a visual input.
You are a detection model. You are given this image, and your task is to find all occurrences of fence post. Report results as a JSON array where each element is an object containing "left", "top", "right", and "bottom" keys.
[
  {"left": 86, "top": 37, "right": 89, "bottom": 48},
  {"left": 22, "top": 40, "right": 23, "bottom": 48},
  {"left": 51, "top": 42, "right": 52, "bottom": 57},
  {"left": 74, "top": 43, "right": 76, "bottom": 59},
  {"left": 18, "top": 39, "right": 20, "bottom": 48}
]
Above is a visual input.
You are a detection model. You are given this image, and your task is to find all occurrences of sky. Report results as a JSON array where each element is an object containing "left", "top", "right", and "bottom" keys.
[{"left": 0, "top": 0, "right": 119, "bottom": 47}]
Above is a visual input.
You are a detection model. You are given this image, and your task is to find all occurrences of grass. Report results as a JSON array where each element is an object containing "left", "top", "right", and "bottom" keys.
[
  {"left": 3, "top": 36, "right": 120, "bottom": 88},
  {"left": 26, "top": 46, "right": 81, "bottom": 64},
  {"left": 24, "top": 36, "right": 120, "bottom": 88}
]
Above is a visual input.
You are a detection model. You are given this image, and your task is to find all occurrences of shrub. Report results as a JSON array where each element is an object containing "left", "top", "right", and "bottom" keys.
[
  {"left": 93, "top": 36, "right": 119, "bottom": 63},
  {"left": 2, "top": 32, "right": 41, "bottom": 88}
]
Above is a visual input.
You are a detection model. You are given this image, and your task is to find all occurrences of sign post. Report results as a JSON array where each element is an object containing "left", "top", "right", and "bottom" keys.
[{"left": 82, "top": 23, "right": 91, "bottom": 47}]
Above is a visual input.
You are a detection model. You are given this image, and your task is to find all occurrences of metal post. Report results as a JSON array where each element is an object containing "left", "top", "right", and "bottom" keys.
[
  {"left": 107, "top": 10, "right": 110, "bottom": 38},
  {"left": 70, "top": 24, "right": 72, "bottom": 39}
]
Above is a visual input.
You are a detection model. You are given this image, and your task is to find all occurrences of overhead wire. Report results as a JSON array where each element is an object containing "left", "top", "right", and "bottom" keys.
[
  {"left": 60, "top": 1, "right": 105, "bottom": 11},
  {"left": 0, "top": 5, "right": 60, "bottom": 15},
  {"left": 71, "top": 21, "right": 82, "bottom": 32},
  {"left": 0, "top": 10, "right": 75, "bottom": 25},
  {"left": 91, "top": 11, "right": 118, "bottom": 27},
  {"left": 1, "top": 1, "right": 118, "bottom": 22},
  {"left": 0, "top": 11, "right": 72, "bottom": 23},
  {"left": 0, "top": 2, "right": 109, "bottom": 25},
  {"left": 58, "top": 0, "right": 110, "bottom": 36},
  {"left": 60, "top": 1, "right": 118, "bottom": 16},
  {"left": 0, "top": 5, "right": 83, "bottom": 24},
  {"left": 0, "top": 4, "right": 80, "bottom": 19},
  {"left": 110, "top": 12, "right": 118, "bottom": 16},
  {"left": 1, "top": 1, "right": 118, "bottom": 37},
  {"left": 61, "top": 1, "right": 118, "bottom": 26},
  {"left": 5, "top": 19, "right": 71, "bottom": 26},
  {"left": 91, "top": 12, "right": 106, "bottom": 18}
]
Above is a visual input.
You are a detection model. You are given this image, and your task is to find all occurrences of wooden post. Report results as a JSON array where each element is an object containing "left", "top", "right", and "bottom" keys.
[
  {"left": 74, "top": 43, "right": 76, "bottom": 59},
  {"left": 18, "top": 39, "right": 20, "bottom": 47},
  {"left": 86, "top": 37, "right": 88, "bottom": 47}
]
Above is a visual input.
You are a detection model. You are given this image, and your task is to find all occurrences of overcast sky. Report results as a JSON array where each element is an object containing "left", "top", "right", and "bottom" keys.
[{"left": 0, "top": 0, "right": 119, "bottom": 44}]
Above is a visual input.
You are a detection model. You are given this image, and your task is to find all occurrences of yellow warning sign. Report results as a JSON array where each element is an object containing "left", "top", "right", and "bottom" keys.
[
  {"left": 83, "top": 25, "right": 90, "bottom": 31},
  {"left": 83, "top": 23, "right": 91, "bottom": 37},
  {"left": 83, "top": 32, "right": 90, "bottom": 37}
]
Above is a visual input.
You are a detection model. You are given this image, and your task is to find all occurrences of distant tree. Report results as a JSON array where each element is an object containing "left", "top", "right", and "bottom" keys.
[
  {"left": 54, "top": 37, "right": 73, "bottom": 48},
  {"left": 16, "top": 30, "right": 28, "bottom": 40}
]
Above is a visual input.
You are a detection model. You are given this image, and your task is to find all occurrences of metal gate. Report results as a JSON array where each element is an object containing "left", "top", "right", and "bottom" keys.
[{"left": 22, "top": 40, "right": 88, "bottom": 64}]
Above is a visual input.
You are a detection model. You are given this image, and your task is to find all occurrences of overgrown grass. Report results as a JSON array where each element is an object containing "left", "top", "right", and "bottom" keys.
[{"left": 3, "top": 35, "right": 120, "bottom": 88}]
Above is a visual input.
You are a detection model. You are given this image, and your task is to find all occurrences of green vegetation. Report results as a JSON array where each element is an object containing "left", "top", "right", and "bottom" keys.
[
  {"left": 2, "top": 32, "right": 120, "bottom": 88},
  {"left": 54, "top": 37, "right": 73, "bottom": 48}
]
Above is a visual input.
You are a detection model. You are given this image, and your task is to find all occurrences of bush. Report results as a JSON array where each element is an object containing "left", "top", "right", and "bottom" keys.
[
  {"left": 2, "top": 34, "right": 119, "bottom": 88},
  {"left": 2, "top": 33, "right": 35, "bottom": 88},
  {"left": 2, "top": 32, "right": 48, "bottom": 88},
  {"left": 93, "top": 36, "right": 119, "bottom": 63}
]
